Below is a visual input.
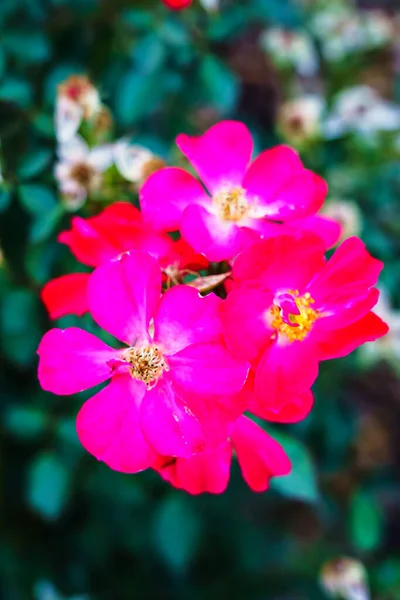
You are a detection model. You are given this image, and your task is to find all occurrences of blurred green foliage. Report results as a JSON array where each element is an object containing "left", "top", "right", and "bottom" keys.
[{"left": 1, "top": 0, "right": 400, "bottom": 599}]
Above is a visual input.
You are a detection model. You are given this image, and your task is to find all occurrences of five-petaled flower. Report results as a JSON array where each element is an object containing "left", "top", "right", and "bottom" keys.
[
  {"left": 219, "top": 232, "right": 388, "bottom": 421},
  {"left": 38, "top": 251, "right": 249, "bottom": 473},
  {"left": 140, "top": 120, "right": 338, "bottom": 261}
]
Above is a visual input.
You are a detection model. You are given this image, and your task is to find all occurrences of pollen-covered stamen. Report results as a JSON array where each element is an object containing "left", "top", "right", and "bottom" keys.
[
  {"left": 270, "top": 290, "right": 318, "bottom": 342},
  {"left": 122, "top": 344, "right": 168, "bottom": 388},
  {"left": 212, "top": 186, "right": 249, "bottom": 222}
]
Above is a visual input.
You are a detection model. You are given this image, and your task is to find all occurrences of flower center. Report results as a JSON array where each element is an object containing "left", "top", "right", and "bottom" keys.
[
  {"left": 212, "top": 186, "right": 249, "bottom": 222},
  {"left": 70, "top": 162, "right": 97, "bottom": 188},
  {"left": 122, "top": 344, "right": 168, "bottom": 388},
  {"left": 270, "top": 290, "right": 318, "bottom": 342}
]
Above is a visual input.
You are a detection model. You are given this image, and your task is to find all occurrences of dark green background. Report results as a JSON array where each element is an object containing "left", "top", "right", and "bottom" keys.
[{"left": 1, "top": 0, "right": 400, "bottom": 598}]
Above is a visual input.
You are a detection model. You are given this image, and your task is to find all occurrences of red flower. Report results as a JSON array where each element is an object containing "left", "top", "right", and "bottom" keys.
[
  {"left": 41, "top": 202, "right": 208, "bottom": 319},
  {"left": 161, "top": 0, "right": 192, "bottom": 10}
]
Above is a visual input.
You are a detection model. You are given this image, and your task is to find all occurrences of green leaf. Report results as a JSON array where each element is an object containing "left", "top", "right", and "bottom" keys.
[
  {"left": 30, "top": 204, "right": 64, "bottom": 242},
  {"left": 114, "top": 69, "right": 164, "bottom": 127},
  {"left": 0, "top": 184, "right": 12, "bottom": 211},
  {"left": 27, "top": 453, "right": 71, "bottom": 521},
  {"left": 4, "top": 406, "right": 47, "bottom": 440},
  {"left": 17, "top": 149, "right": 53, "bottom": 180},
  {"left": 199, "top": 55, "right": 239, "bottom": 115},
  {"left": 0, "top": 77, "right": 32, "bottom": 108},
  {"left": 2, "top": 31, "right": 50, "bottom": 63},
  {"left": 18, "top": 184, "right": 57, "bottom": 215},
  {"left": 1, "top": 289, "right": 41, "bottom": 367},
  {"left": 152, "top": 495, "right": 201, "bottom": 573},
  {"left": 268, "top": 430, "right": 319, "bottom": 503},
  {"left": 349, "top": 490, "right": 384, "bottom": 552}
]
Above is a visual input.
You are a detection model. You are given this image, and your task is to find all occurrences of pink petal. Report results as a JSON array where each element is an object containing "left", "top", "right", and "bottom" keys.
[
  {"left": 168, "top": 341, "right": 249, "bottom": 396},
  {"left": 176, "top": 120, "right": 253, "bottom": 193},
  {"left": 154, "top": 285, "right": 222, "bottom": 355},
  {"left": 140, "top": 167, "right": 209, "bottom": 232},
  {"left": 243, "top": 145, "right": 303, "bottom": 199},
  {"left": 308, "top": 237, "right": 383, "bottom": 306},
  {"left": 284, "top": 214, "right": 342, "bottom": 248},
  {"left": 254, "top": 339, "right": 318, "bottom": 412},
  {"left": 249, "top": 170, "right": 327, "bottom": 221},
  {"left": 219, "top": 285, "right": 274, "bottom": 364},
  {"left": 156, "top": 441, "right": 232, "bottom": 495},
  {"left": 232, "top": 232, "right": 326, "bottom": 292},
  {"left": 37, "top": 328, "right": 117, "bottom": 395},
  {"left": 250, "top": 388, "right": 314, "bottom": 423},
  {"left": 87, "top": 251, "right": 161, "bottom": 345},
  {"left": 231, "top": 416, "right": 291, "bottom": 492},
  {"left": 181, "top": 204, "right": 248, "bottom": 262},
  {"left": 76, "top": 373, "right": 156, "bottom": 473},
  {"left": 41, "top": 273, "right": 91, "bottom": 319},
  {"left": 314, "top": 311, "right": 389, "bottom": 360},
  {"left": 140, "top": 378, "right": 206, "bottom": 458}
]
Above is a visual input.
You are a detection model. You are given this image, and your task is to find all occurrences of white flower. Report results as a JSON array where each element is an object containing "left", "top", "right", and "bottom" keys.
[
  {"left": 359, "top": 288, "right": 400, "bottom": 371},
  {"left": 321, "top": 199, "right": 363, "bottom": 241},
  {"left": 260, "top": 28, "right": 319, "bottom": 77},
  {"left": 320, "top": 558, "right": 369, "bottom": 600},
  {"left": 113, "top": 140, "right": 154, "bottom": 182},
  {"left": 199, "top": 0, "right": 219, "bottom": 11},
  {"left": 278, "top": 95, "right": 325, "bottom": 145},
  {"left": 324, "top": 86, "right": 400, "bottom": 138},
  {"left": 55, "top": 75, "right": 101, "bottom": 143},
  {"left": 55, "top": 136, "right": 113, "bottom": 210}
]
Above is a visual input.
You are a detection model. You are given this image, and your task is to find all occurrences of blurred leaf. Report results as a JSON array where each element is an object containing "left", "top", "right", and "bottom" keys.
[
  {"left": 4, "top": 406, "right": 47, "bottom": 440},
  {"left": 1, "top": 289, "right": 41, "bottom": 366},
  {"left": 187, "top": 272, "right": 230, "bottom": 292},
  {"left": 199, "top": 55, "right": 239, "bottom": 115},
  {"left": 349, "top": 490, "right": 384, "bottom": 552},
  {"left": 17, "top": 149, "right": 53, "bottom": 180},
  {"left": 0, "top": 77, "right": 32, "bottom": 108},
  {"left": 268, "top": 430, "right": 319, "bottom": 503},
  {"left": 27, "top": 452, "right": 71, "bottom": 521},
  {"left": 18, "top": 184, "right": 57, "bottom": 215},
  {"left": 114, "top": 69, "right": 163, "bottom": 127},
  {"left": 152, "top": 494, "right": 201, "bottom": 573},
  {"left": 30, "top": 204, "right": 64, "bottom": 242},
  {"left": 0, "top": 183, "right": 12, "bottom": 211},
  {"left": 2, "top": 31, "right": 50, "bottom": 63}
]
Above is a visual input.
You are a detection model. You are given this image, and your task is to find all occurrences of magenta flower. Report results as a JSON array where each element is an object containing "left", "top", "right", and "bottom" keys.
[
  {"left": 140, "top": 120, "right": 330, "bottom": 261},
  {"left": 219, "top": 233, "right": 388, "bottom": 420},
  {"left": 155, "top": 416, "right": 291, "bottom": 494},
  {"left": 37, "top": 251, "right": 249, "bottom": 472}
]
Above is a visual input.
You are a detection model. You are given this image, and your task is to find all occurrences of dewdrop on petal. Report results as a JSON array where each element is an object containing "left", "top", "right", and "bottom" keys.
[{"left": 320, "top": 557, "right": 369, "bottom": 600}]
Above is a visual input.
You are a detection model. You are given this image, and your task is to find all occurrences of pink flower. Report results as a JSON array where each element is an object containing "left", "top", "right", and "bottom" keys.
[
  {"left": 219, "top": 233, "right": 388, "bottom": 420},
  {"left": 41, "top": 203, "right": 208, "bottom": 319},
  {"left": 161, "top": 0, "right": 192, "bottom": 9},
  {"left": 155, "top": 416, "right": 291, "bottom": 494},
  {"left": 140, "top": 120, "right": 331, "bottom": 261},
  {"left": 38, "top": 251, "right": 249, "bottom": 472}
]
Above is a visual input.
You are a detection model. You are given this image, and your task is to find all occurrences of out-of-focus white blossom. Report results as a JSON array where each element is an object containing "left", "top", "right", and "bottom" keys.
[
  {"left": 55, "top": 75, "right": 101, "bottom": 143},
  {"left": 311, "top": 4, "right": 394, "bottom": 62},
  {"left": 324, "top": 86, "right": 400, "bottom": 138},
  {"left": 114, "top": 139, "right": 166, "bottom": 184},
  {"left": 260, "top": 28, "right": 319, "bottom": 77},
  {"left": 55, "top": 136, "right": 113, "bottom": 210},
  {"left": 278, "top": 95, "right": 324, "bottom": 146},
  {"left": 320, "top": 558, "right": 369, "bottom": 600},
  {"left": 321, "top": 199, "right": 363, "bottom": 242},
  {"left": 199, "top": 0, "right": 219, "bottom": 11},
  {"left": 359, "top": 288, "right": 400, "bottom": 372}
]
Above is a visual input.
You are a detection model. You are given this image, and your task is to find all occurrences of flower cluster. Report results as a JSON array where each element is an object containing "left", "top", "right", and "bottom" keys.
[
  {"left": 38, "top": 120, "right": 388, "bottom": 495},
  {"left": 54, "top": 76, "right": 165, "bottom": 210}
]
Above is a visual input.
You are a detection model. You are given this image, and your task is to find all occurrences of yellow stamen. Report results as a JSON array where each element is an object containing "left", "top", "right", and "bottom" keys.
[
  {"left": 270, "top": 290, "right": 318, "bottom": 342},
  {"left": 123, "top": 344, "right": 168, "bottom": 388},
  {"left": 212, "top": 186, "right": 249, "bottom": 222}
]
